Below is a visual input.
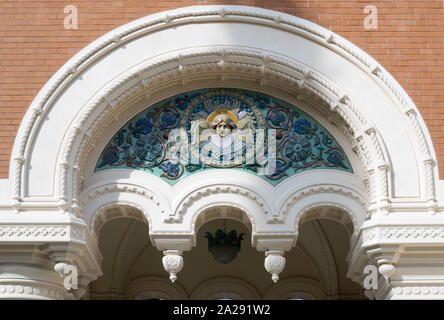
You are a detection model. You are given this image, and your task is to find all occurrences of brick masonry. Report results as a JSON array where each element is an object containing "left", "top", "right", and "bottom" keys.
[{"left": 0, "top": 0, "right": 443, "bottom": 178}]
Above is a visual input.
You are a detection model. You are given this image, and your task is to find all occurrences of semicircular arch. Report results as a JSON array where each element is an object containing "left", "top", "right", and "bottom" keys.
[{"left": 10, "top": 5, "right": 438, "bottom": 227}]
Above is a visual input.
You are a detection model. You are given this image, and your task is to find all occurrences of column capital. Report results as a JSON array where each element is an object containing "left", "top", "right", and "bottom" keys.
[
  {"left": 150, "top": 233, "right": 194, "bottom": 251},
  {"left": 253, "top": 234, "right": 296, "bottom": 252}
]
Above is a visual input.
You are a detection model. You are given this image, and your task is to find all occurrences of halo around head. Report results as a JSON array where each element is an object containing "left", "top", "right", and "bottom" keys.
[{"left": 206, "top": 109, "right": 239, "bottom": 126}]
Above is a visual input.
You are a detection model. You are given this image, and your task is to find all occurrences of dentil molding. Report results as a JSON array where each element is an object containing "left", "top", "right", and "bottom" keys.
[{"left": 0, "top": 283, "right": 66, "bottom": 300}]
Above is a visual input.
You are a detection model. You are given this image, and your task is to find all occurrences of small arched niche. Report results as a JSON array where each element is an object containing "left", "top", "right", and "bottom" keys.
[
  {"left": 89, "top": 206, "right": 166, "bottom": 300},
  {"left": 287, "top": 206, "right": 365, "bottom": 299}
]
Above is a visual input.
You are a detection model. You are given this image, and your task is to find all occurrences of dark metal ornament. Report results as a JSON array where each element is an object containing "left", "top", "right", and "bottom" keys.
[{"left": 205, "top": 229, "right": 245, "bottom": 264}]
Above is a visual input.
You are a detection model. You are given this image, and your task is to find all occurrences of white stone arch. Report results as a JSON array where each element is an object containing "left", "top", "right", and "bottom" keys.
[
  {"left": 67, "top": 51, "right": 379, "bottom": 208},
  {"left": 274, "top": 169, "right": 367, "bottom": 222},
  {"left": 177, "top": 184, "right": 264, "bottom": 229},
  {"left": 67, "top": 51, "right": 376, "bottom": 208},
  {"left": 192, "top": 204, "right": 253, "bottom": 237},
  {"left": 163, "top": 178, "right": 270, "bottom": 248},
  {"left": 8, "top": 5, "right": 439, "bottom": 224},
  {"left": 286, "top": 188, "right": 367, "bottom": 239},
  {"left": 299, "top": 205, "right": 356, "bottom": 237},
  {"left": 87, "top": 202, "right": 150, "bottom": 240},
  {"left": 80, "top": 182, "right": 165, "bottom": 239},
  {"left": 2, "top": 5, "right": 444, "bottom": 300}
]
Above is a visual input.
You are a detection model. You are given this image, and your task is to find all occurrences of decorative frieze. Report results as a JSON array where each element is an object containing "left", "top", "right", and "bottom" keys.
[
  {"left": 392, "top": 286, "right": 444, "bottom": 297},
  {"left": 0, "top": 224, "right": 87, "bottom": 242},
  {"left": 94, "top": 89, "right": 353, "bottom": 186},
  {"left": 0, "top": 283, "right": 66, "bottom": 300},
  {"left": 0, "top": 225, "right": 68, "bottom": 241}
]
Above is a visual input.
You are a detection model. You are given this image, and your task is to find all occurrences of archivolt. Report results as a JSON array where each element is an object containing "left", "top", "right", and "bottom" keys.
[
  {"left": 67, "top": 48, "right": 385, "bottom": 213},
  {"left": 90, "top": 202, "right": 149, "bottom": 240},
  {"left": 172, "top": 183, "right": 267, "bottom": 223},
  {"left": 80, "top": 183, "right": 164, "bottom": 238},
  {"left": 279, "top": 183, "right": 366, "bottom": 233},
  {"left": 289, "top": 194, "right": 366, "bottom": 242}
]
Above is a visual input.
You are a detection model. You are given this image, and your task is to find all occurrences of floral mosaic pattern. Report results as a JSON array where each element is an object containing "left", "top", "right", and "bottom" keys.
[{"left": 96, "top": 88, "right": 353, "bottom": 184}]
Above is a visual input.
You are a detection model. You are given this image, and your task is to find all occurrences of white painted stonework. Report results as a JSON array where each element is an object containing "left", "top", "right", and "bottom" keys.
[{"left": 0, "top": 5, "right": 443, "bottom": 299}]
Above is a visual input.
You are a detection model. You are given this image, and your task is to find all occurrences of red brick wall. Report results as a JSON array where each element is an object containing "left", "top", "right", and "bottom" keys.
[{"left": 1, "top": 0, "right": 444, "bottom": 178}]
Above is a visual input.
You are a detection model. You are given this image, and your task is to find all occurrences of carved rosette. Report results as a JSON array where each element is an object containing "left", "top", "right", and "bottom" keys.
[
  {"left": 162, "top": 250, "right": 184, "bottom": 283},
  {"left": 264, "top": 250, "right": 286, "bottom": 283}
]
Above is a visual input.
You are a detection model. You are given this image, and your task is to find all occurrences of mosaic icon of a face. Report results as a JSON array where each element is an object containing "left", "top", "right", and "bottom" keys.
[
  {"left": 216, "top": 122, "right": 231, "bottom": 138},
  {"left": 186, "top": 101, "right": 259, "bottom": 167},
  {"left": 209, "top": 113, "right": 237, "bottom": 138}
]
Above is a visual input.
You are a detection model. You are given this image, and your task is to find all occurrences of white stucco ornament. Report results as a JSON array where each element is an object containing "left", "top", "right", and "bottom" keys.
[
  {"left": 264, "top": 250, "right": 286, "bottom": 283},
  {"left": 162, "top": 250, "right": 184, "bottom": 283},
  {"left": 378, "top": 264, "right": 396, "bottom": 280},
  {"left": 54, "top": 262, "right": 69, "bottom": 278}
]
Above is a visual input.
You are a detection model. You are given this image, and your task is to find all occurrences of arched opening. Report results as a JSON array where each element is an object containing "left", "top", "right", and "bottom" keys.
[
  {"left": 295, "top": 217, "right": 363, "bottom": 299},
  {"left": 81, "top": 85, "right": 368, "bottom": 300},
  {"left": 88, "top": 206, "right": 362, "bottom": 300},
  {"left": 186, "top": 218, "right": 262, "bottom": 300},
  {"left": 89, "top": 205, "right": 364, "bottom": 299},
  {"left": 89, "top": 208, "right": 262, "bottom": 300},
  {"left": 88, "top": 208, "right": 166, "bottom": 299}
]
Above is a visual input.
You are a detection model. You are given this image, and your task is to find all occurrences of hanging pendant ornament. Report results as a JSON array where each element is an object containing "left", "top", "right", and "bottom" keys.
[
  {"left": 162, "top": 250, "right": 184, "bottom": 283},
  {"left": 264, "top": 250, "right": 286, "bottom": 283}
]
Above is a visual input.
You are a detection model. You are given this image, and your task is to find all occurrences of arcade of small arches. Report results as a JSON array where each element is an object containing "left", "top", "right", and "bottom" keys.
[
  {"left": 1, "top": 5, "right": 444, "bottom": 300},
  {"left": 88, "top": 204, "right": 359, "bottom": 300}
]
